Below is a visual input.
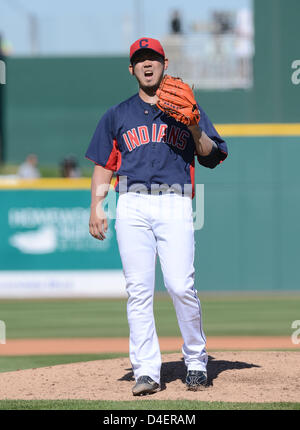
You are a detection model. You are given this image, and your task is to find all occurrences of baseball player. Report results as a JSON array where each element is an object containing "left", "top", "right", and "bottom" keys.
[{"left": 86, "top": 38, "right": 228, "bottom": 396}]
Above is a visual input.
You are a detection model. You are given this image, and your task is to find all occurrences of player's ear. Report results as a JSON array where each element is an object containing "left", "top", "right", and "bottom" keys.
[
  {"left": 164, "top": 58, "right": 169, "bottom": 71},
  {"left": 129, "top": 64, "right": 134, "bottom": 76}
]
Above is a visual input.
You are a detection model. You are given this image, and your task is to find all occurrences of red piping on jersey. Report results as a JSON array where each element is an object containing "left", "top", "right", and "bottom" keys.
[
  {"left": 190, "top": 158, "right": 195, "bottom": 199},
  {"left": 114, "top": 175, "right": 119, "bottom": 190},
  {"left": 105, "top": 139, "right": 120, "bottom": 171},
  {"left": 113, "top": 144, "right": 122, "bottom": 190},
  {"left": 85, "top": 141, "right": 121, "bottom": 191}
]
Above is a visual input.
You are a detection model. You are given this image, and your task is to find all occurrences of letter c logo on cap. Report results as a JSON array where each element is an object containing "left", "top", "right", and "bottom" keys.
[{"left": 139, "top": 39, "right": 149, "bottom": 48}]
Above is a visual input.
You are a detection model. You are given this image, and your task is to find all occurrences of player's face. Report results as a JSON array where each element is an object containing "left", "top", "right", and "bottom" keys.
[{"left": 129, "top": 50, "right": 168, "bottom": 91}]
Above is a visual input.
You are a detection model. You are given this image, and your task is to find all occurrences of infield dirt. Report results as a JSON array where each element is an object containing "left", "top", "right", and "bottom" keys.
[
  {"left": 0, "top": 336, "right": 297, "bottom": 355},
  {"left": 0, "top": 351, "right": 299, "bottom": 403}
]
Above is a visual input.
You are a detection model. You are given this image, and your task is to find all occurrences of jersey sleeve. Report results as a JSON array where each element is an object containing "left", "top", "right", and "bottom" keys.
[
  {"left": 85, "top": 108, "right": 119, "bottom": 171},
  {"left": 196, "top": 105, "right": 228, "bottom": 169}
]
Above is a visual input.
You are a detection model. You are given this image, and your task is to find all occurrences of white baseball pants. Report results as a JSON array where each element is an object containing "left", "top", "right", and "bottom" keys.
[{"left": 115, "top": 191, "right": 207, "bottom": 384}]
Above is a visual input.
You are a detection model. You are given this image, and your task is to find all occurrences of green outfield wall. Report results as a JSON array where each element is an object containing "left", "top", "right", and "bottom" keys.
[
  {"left": 2, "top": 0, "right": 300, "bottom": 164},
  {"left": 0, "top": 0, "right": 299, "bottom": 295},
  {"left": 192, "top": 136, "right": 300, "bottom": 292},
  {"left": 0, "top": 179, "right": 126, "bottom": 298},
  {"left": 1, "top": 150, "right": 299, "bottom": 295}
]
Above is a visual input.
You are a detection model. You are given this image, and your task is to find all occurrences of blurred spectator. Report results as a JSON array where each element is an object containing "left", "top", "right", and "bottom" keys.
[
  {"left": 212, "top": 11, "right": 234, "bottom": 35},
  {"left": 60, "top": 156, "right": 81, "bottom": 178},
  {"left": 170, "top": 10, "right": 182, "bottom": 35},
  {"left": 164, "top": 10, "right": 184, "bottom": 77},
  {"left": 211, "top": 11, "right": 234, "bottom": 58},
  {"left": 17, "top": 154, "right": 41, "bottom": 178}
]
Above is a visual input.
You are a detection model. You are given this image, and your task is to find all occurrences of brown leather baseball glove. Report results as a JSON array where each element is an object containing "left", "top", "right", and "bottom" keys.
[{"left": 156, "top": 75, "right": 200, "bottom": 126}]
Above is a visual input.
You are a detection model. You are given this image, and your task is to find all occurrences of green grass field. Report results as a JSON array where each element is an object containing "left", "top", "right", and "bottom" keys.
[
  {"left": 0, "top": 294, "right": 299, "bottom": 339},
  {"left": 0, "top": 354, "right": 126, "bottom": 373},
  {"left": 0, "top": 400, "right": 299, "bottom": 410},
  {"left": 0, "top": 294, "right": 299, "bottom": 410}
]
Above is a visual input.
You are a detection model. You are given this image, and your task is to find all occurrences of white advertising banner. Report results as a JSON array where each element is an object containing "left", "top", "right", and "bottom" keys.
[{"left": 0, "top": 270, "right": 126, "bottom": 298}]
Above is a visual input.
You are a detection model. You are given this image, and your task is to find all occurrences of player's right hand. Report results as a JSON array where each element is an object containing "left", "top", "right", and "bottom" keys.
[{"left": 89, "top": 205, "right": 108, "bottom": 240}]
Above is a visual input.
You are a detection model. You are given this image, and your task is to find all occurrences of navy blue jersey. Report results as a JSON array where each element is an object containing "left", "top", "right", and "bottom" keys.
[{"left": 85, "top": 93, "right": 228, "bottom": 197}]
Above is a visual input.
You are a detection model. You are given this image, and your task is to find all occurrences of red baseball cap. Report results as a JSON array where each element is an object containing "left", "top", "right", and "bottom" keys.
[{"left": 130, "top": 37, "right": 165, "bottom": 62}]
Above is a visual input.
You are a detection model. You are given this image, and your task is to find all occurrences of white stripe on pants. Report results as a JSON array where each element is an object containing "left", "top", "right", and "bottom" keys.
[{"left": 115, "top": 192, "right": 207, "bottom": 384}]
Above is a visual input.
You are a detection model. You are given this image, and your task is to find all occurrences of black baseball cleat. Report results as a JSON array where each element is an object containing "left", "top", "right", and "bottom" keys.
[
  {"left": 132, "top": 375, "right": 161, "bottom": 396},
  {"left": 186, "top": 370, "right": 208, "bottom": 391}
]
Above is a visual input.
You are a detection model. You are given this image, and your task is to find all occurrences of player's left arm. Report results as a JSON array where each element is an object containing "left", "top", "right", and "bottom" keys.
[
  {"left": 189, "top": 106, "right": 228, "bottom": 169},
  {"left": 188, "top": 125, "right": 216, "bottom": 156},
  {"left": 89, "top": 164, "right": 114, "bottom": 241}
]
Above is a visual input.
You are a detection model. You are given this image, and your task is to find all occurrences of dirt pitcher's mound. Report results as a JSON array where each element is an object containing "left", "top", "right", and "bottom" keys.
[{"left": 0, "top": 352, "right": 299, "bottom": 403}]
